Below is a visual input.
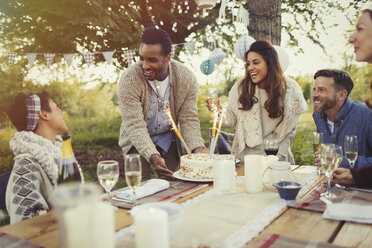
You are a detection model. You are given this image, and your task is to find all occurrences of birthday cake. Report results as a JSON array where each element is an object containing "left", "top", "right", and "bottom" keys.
[{"left": 178, "top": 153, "right": 213, "bottom": 179}]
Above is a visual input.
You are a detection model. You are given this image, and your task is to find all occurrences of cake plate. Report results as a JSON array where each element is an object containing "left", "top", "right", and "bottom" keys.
[{"left": 173, "top": 171, "right": 213, "bottom": 183}]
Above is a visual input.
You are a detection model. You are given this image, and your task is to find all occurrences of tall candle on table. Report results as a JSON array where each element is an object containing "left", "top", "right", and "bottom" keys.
[
  {"left": 244, "top": 155, "right": 265, "bottom": 193},
  {"left": 50, "top": 183, "right": 115, "bottom": 248},
  {"left": 62, "top": 202, "right": 115, "bottom": 248},
  {"left": 135, "top": 208, "right": 169, "bottom": 248},
  {"left": 213, "top": 156, "right": 236, "bottom": 195}
]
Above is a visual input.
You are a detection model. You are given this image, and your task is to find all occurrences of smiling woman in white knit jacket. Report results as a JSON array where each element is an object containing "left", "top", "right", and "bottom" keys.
[
  {"left": 207, "top": 41, "right": 307, "bottom": 163},
  {"left": 6, "top": 91, "right": 67, "bottom": 223}
]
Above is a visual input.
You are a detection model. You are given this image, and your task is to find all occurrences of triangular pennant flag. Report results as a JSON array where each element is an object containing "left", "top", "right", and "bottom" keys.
[
  {"left": 64, "top": 53, "right": 74, "bottom": 67},
  {"left": 27, "top": 53, "right": 37, "bottom": 68},
  {"left": 7, "top": 52, "right": 17, "bottom": 66},
  {"left": 123, "top": 50, "right": 136, "bottom": 64},
  {"left": 44, "top": 53, "right": 55, "bottom": 68},
  {"left": 185, "top": 41, "right": 196, "bottom": 56},
  {"left": 83, "top": 53, "right": 95, "bottom": 66},
  {"left": 219, "top": 0, "right": 227, "bottom": 19},
  {"left": 171, "top": 45, "right": 176, "bottom": 58},
  {"left": 102, "top": 51, "right": 115, "bottom": 65}
]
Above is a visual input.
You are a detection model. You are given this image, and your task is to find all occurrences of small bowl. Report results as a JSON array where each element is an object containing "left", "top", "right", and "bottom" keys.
[
  {"left": 130, "top": 202, "right": 183, "bottom": 237},
  {"left": 274, "top": 181, "right": 302, "bottom": 200}
]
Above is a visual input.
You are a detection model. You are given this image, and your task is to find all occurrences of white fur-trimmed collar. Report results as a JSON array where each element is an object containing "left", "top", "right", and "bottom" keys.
[{"left": 10, "top": 131, "right": 62, "bottom": 185}]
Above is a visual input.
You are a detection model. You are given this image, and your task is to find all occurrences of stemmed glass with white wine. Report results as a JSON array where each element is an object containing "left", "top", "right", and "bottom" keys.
[
  {"left": 320, "top": 144, "right": 343, "bottom": 198},
  {"left": 344, "top": 135, "right": 358, "bottom": 169},
  {"left": 124, "top": 154, "right": 142, "bottom": 208},
  {"left": 207, "top": 87, "right": 219, "bottom": 112},
  {"left": 97, "top": 160, "right": 119, "bottom": 204},
  {"left": 322, "top": 144, "right": 343, "bottom": 198}
]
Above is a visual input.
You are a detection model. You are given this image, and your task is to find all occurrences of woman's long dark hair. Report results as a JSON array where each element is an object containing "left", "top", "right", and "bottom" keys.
[{"left": 238, "top": 40, "right": 287, "bottom": 118}]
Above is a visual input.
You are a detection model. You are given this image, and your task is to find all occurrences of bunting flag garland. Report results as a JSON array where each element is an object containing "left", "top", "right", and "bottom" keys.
[
  {"left": 26, "top": 53, "right": 37, "bottom": 68},
  {"left": 102, "top": 51, "right": 115, "bottom": 65},
  {"left": 4, "top": 41, "right": 196, "bottom": 68},
  {"left": 64, "top": 53, "right": 74, "bottom": 67},
  {"left": 123, "top": 50, "right": 136, "bottom": 64},
  {"left": 44, "top": 53, "right": 55, "bottom": 68},
  {"left": 7, "top": 52, "right": 17, "bottom": 65},
  {"left": 171, "top": 45, "right": 176, "bottom": 58},
  {"left": 184, "top": 41, "right": 196, "bottom": 56},
  {"left": 83, "top": 53, "right": 95, "bottom": 66}
]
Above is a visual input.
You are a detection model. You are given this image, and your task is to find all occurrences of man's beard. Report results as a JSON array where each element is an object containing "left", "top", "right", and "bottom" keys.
[{"left": 313, "top": 96, "right": 337, "bottom": 113}]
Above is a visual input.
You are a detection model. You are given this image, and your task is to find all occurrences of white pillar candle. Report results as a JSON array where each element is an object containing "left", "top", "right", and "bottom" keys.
[
  {"left": 244, "top": 155, "right": 265, "bottom": 193},
  {"left": 62, "top": 202, "right": 115, "bottom": 248},
  {"left": 135, "top": 207, "right": 169, "bottom": 248},
  {"left": 213, "top": 158, "right": 236, "bottom": 195}
]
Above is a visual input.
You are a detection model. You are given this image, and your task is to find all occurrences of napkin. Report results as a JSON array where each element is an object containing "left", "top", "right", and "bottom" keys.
[
  {"left": 323, "top": 203, "right": 372, "bottom": 224},
  {"left": 116, "top": 179, "right": 170, "bottom": 203}
]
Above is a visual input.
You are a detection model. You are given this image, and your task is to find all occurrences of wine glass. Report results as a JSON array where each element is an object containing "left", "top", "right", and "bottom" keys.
[
  {"left": 207, "top": 88, "right": 219, "bottom": 114},
  {"left": 97, "top": 160, "right": 119, "bottom": 204},
  {"left": 124, "top": 154, "right": 142, "bottom": 208},
  {"left": 319, "top": 144, "right": 335, "bottom": 198},
  {"left": 312, "top": 132, "right": 324, "bottom": 175},
  {"left": 344, "top": 135, "right": 358, "bottom": 169},
  {"left": 323, "top": 144, "right": 343, "bottom": 198},
  {"left": 264, "top": 139, "right": 279, "bottom": 156}
]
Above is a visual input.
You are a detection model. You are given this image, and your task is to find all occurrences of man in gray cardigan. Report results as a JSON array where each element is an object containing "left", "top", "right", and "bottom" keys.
[{"left": 118, "top": 27, "right": 207, "bottom": 180}]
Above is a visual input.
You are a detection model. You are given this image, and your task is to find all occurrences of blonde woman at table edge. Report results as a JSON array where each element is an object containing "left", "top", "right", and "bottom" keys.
[
  {"left": 5, "top": 91, "right": 67, "bottom": 224},
  {"left": 206, "top": 40, "right": 307, "bottom": 163},
  {"left": 333, "top": 5, "right": 372, "bottom": 188}
]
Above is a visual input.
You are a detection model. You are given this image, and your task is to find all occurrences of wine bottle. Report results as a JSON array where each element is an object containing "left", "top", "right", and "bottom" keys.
[{"left": 58, "top": 132, "right": 84, "bottom": 184}]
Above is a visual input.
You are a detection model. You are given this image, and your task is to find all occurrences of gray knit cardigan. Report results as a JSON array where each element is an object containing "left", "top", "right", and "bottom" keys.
[{"left": 118, "top": 60, "right": 205, "bottom": 162}]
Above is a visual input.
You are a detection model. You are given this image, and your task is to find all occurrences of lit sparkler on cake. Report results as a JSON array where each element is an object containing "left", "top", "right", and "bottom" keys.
[
  {"left": 210, "top": 110, "right": 224, "bottom": 156},
  {"left": 209, "top": 109, "right": 219, "bottom": 159},
  {"left": 164, "top": 102, "right": 191, "bottom": 156}
]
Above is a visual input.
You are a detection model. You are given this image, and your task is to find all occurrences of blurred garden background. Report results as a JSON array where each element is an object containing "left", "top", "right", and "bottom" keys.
[{"left": 1, "top": 0, "right": 371, "bottom": 187}]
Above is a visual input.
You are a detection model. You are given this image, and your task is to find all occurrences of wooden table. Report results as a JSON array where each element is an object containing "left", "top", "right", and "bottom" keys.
[{"left": 1, "top": 164, "right": 371, "bottom": 247}]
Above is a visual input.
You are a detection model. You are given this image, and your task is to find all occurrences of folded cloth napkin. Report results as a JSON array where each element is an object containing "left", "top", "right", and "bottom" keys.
[
  {"left": 323, "top": 203, "right": 372, "bottom": 224},
  {"left": 116, "top": 179, "right": 170, "bottom": 203}
]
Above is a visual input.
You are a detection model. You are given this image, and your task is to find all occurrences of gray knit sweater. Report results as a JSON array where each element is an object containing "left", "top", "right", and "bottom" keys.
[
  {"left": 118, "top": 60, "right": 205, "bottom": 162},
  {"left": 6, "top": 131, "right": 61, "bottom": 224}
]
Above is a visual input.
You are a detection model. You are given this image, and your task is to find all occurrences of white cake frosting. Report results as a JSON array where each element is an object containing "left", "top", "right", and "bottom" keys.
[
  {"left": 178, "top": 154, "right": 235, "bottom": 179},
  {"left": 179, "top": 153, "right": 213, "bottom": 179}
]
